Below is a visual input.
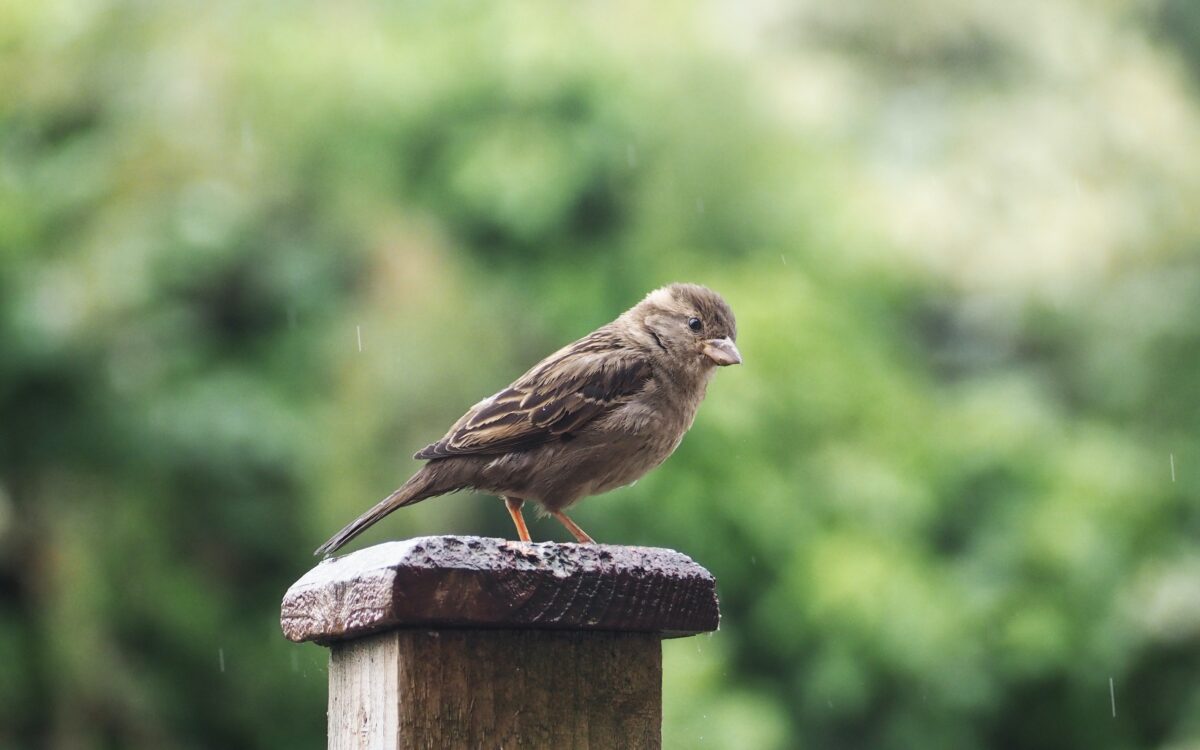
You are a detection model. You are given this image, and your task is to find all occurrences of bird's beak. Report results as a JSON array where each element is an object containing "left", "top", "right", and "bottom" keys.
[{"left": 702, "top": 337, "right": 742, "bottom": 366}]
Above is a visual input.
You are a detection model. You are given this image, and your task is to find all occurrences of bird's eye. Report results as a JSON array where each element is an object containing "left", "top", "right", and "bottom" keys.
[{"left": 687, "top": 317, "right": 703, "bottom": 332}]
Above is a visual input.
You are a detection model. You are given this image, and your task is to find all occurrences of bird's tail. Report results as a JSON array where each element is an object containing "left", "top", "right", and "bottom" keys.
[{"left": 314, "top": 466, "right": 456, "bottom": 557}]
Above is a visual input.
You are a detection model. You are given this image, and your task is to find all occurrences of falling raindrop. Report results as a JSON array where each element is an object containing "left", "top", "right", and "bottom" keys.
[{"left": 218, "top": 648, "right": 226, "bottom": 673}]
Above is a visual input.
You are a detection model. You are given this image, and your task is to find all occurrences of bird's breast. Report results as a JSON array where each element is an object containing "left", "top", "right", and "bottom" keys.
[{"left": 479, "top": 377, "right": 708, "bottom": 509}]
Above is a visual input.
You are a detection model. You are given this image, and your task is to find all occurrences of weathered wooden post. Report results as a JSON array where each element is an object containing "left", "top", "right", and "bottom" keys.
[{"left": 281, "top": 536, "right": 719, "bottom": 749}]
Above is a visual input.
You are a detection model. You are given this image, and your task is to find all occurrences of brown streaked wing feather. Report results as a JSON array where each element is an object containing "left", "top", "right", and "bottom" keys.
[{"left": 413, "top": 330, "right": 651, "bottom": 460}]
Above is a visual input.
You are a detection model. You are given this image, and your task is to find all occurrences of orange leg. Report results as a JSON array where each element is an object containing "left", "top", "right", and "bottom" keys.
[
  {"left": 504, "top": 496, "right": 532, "bottom": 542},
  {"left": 552, "top": 510, "right": 595, "bottom": 544}
]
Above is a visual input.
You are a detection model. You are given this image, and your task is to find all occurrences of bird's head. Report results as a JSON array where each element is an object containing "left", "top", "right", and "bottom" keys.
[{"left": 625, "top": 283, "right": 741, "bottom": 372}]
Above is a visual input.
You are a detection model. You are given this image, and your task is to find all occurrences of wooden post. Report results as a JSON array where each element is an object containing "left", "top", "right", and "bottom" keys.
[{"left": 281, "top": 536, "right": 720, "bottom": 750}]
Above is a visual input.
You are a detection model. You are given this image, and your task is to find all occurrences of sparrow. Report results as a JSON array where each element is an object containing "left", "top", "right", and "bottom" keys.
[{"left": 315, "top": 282, "right": 740, "bottom": 556}]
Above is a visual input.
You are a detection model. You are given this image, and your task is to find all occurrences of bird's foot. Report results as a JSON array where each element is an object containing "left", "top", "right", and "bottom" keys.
[
  {"left": 504, "top": 496, "right": 532, "bottom": 543},
  {"left": 552, "top": 510, "right": 595, "bottom": 544}
]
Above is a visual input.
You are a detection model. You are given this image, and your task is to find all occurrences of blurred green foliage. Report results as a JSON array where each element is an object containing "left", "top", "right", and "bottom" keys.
[{"left": 2, "top": 1, "right": 1200, "bottom": 748}]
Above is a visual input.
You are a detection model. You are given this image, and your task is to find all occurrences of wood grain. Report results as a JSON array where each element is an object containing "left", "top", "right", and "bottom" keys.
[
  {"left": 284, "top": 537, "right": 719, "bottom": 748},
  {"left": 282, "top": 536, "right": 720, "bottom": 644},
  {"left": 328, "top": 629, "right": 661, "bottom": 750},
  {"left": 328, "top": 632, "right": 399, "bottom": 750}
]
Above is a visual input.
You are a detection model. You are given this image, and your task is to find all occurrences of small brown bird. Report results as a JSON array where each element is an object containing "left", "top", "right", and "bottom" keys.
[{"left": 315, "top": 283, "right": 740, "bottom": 556}]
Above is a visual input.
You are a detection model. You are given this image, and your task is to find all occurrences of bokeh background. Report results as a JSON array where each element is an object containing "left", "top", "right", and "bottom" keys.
[{"left": 3, "top": 0, "right": 1200, "bottom": 747}]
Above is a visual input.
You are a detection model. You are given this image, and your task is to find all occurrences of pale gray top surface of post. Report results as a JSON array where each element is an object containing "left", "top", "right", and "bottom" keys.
[{"left": 281, "top": 536, "right": 720, "bottom": 644}]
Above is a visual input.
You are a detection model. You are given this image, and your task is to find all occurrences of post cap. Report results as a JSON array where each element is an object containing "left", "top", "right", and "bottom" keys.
[{"left": 281, "top": 536, "right": 720, "bottom": 644}]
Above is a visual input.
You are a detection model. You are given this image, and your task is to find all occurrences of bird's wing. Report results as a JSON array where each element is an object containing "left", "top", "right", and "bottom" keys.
[{"left": 414, "top": 329, "right": 652, "bottom": 460}]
